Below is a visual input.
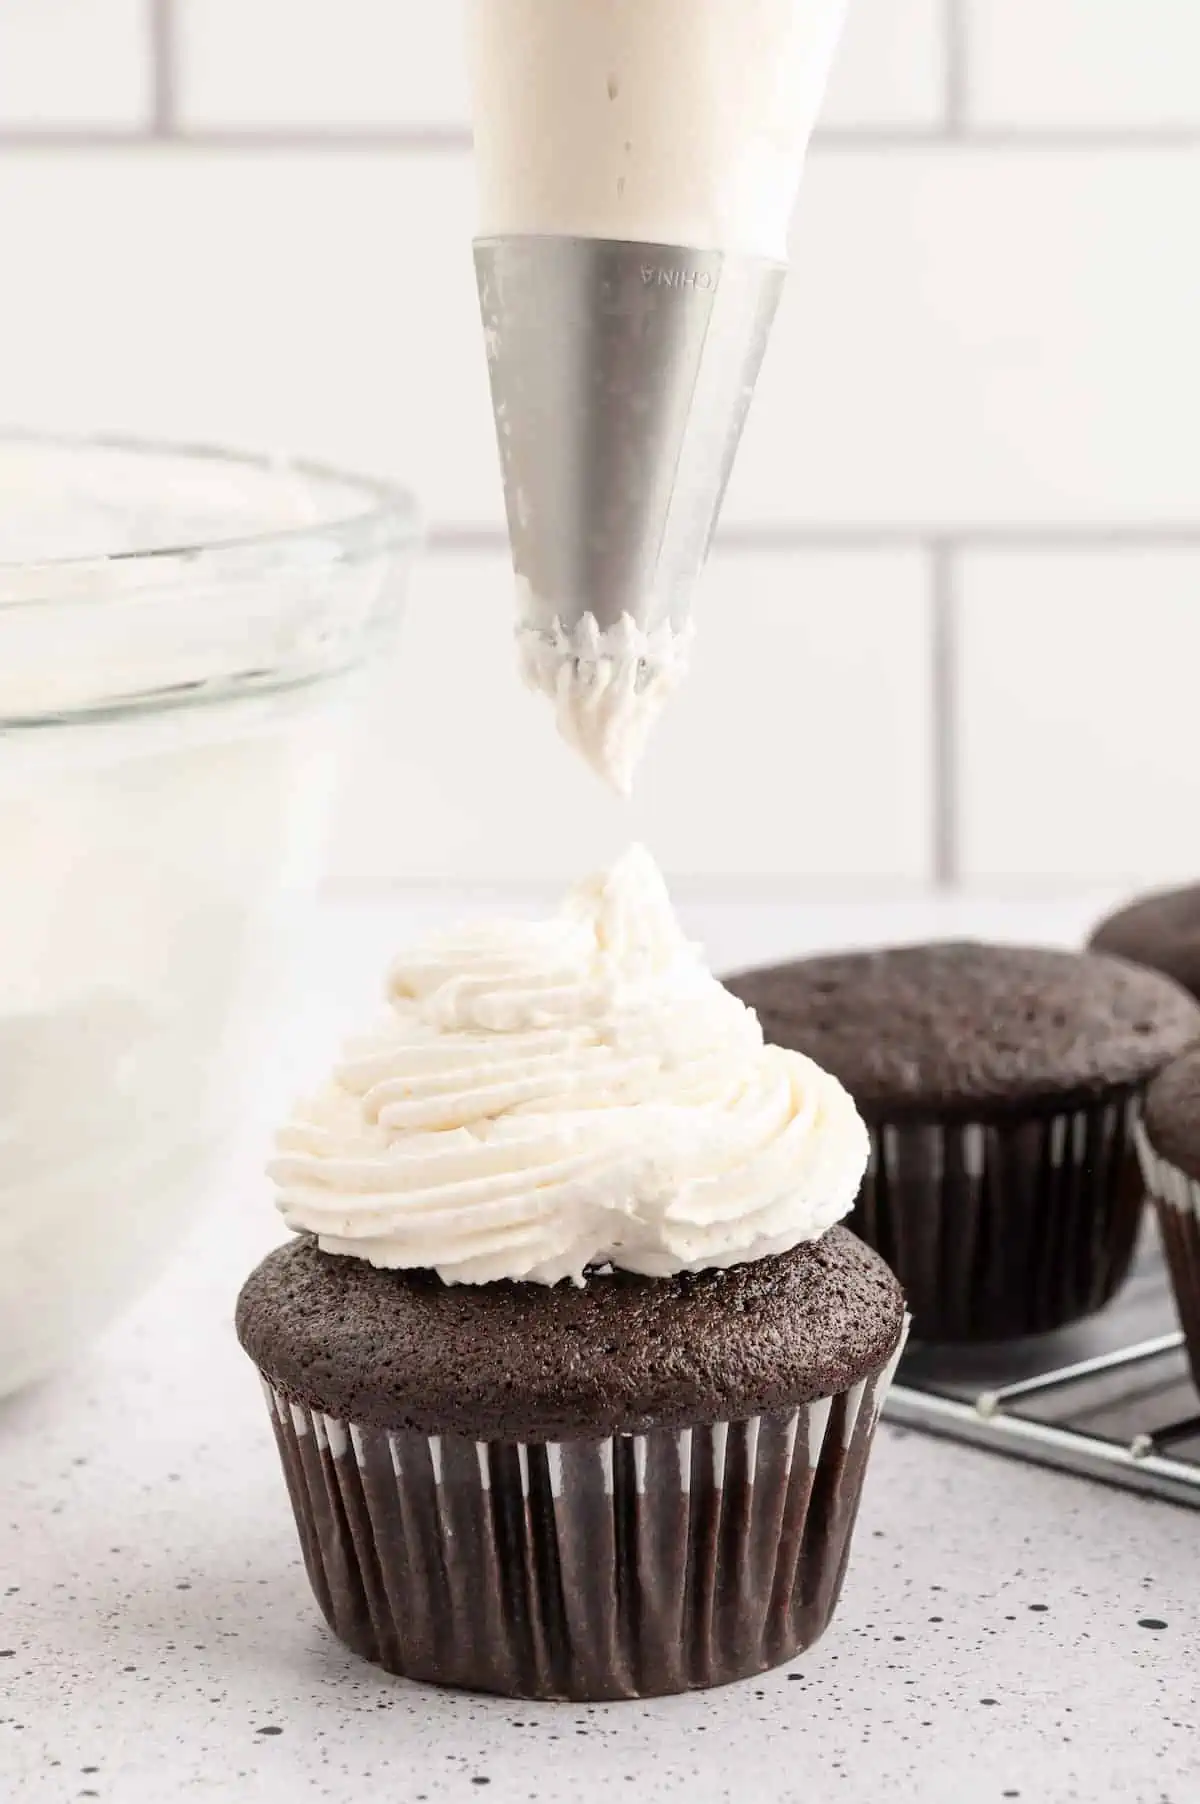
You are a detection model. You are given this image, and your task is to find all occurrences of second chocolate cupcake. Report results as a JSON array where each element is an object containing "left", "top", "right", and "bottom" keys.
[
  {"left": 1090, "top": 882, "right": 1200, "bottom": 1004},
  {"left": 1137, "top": 1048, "right": 1200, "bottom": 1394},
  {"left": 726, "top": 943, "right": 1200, "bottom": 1343}
]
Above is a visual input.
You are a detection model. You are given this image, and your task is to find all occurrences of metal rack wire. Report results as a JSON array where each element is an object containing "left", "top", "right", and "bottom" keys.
[{"left": 881, "top": 1239, "right": 1200, "bottom": 1509}]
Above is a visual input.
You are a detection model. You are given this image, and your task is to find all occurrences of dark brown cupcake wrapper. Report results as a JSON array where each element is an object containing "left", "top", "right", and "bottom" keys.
[
  {"left": 853, "top": 1095, "right": 1145, "bottom": 1343},
  {"left": 1136, "top": 1126, "right": 1200, "bottom": 1392},
  {"left": 256, "top": 1324, "right": 906, "bottom": 1702}
]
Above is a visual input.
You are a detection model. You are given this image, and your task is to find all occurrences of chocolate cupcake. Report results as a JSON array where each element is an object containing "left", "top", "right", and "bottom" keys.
[
  {"left": 726, "top": 943, "right": 1200, "bottom": 1344},
  {"left": 1137, "top": 1048, "right": 1200, "bottom": 1392},
  {"left": 237, "top": 849, "right": 906, "bottom": 1700},
  {"left": 1090, "top": 883, "right": 1200, "bottom": 1003}
]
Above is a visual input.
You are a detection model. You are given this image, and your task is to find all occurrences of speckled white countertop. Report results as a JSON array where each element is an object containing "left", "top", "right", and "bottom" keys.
[{"left": 2, "top": 895, "right": 1197, "bottom": 1804}]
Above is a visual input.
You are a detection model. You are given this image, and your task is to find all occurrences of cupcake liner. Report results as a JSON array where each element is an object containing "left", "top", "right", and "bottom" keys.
[
  {"left": 256, "top": 1326, "right": 907, "bottom": 1702},
  {"left": 1136, "top": 1126, "right": 1200, "bottom": 1392},
  {"left": 853, "top": 1093, "right": 1145, "bottom": 1342}
]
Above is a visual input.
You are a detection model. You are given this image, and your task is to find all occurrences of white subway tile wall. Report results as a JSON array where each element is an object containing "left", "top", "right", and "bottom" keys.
[
  {"left": 958, "top": 550, "right": 1200, "bottom": 887},
  {"left": 0, "top": 155, "right": 499, "bottom": 513},
  {"left": 177, "top": 0, "right": 470, "bottom": 132},
  {"left": 821, "top": 0, "right": 946, "bottom": 131},
  {"left": 175, "top": 0, "right": 946, "bottom": 137},
  {"left": 737, "top": 149, "right": 1200, "bottom": 528},
  {"left": 967, "top": 1, "right": 1200, "bottom": 132},
  {"left": 0, "top": 0, "right": 151, "bottom": 130},
  {"left": 1, "top": 1, "right": 1198, "bottom": 891}
]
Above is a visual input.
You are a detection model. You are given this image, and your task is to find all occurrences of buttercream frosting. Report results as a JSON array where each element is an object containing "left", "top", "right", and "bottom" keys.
[{"left": 271, "top": 848, "right": 869, "bottom": 1285}]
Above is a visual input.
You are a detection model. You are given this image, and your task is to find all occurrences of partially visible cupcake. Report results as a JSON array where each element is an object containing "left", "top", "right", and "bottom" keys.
[
  {"left": 237, "top": 848, "right": 906, "bottom": 1700},
  {"left": 1090, "top": 883, "right": 1200, "bottom": 1004},
  {"left": 1137, "top": 1048, "right": 1200, "bottom": 1392},
  {"left": 726, "top": 943, "right": 1200, "bottom": 1344}
]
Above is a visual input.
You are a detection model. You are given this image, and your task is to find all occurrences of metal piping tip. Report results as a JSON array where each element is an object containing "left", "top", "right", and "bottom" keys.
[{"left": 475, "top": 235, "right": 786, "bottom": 788}]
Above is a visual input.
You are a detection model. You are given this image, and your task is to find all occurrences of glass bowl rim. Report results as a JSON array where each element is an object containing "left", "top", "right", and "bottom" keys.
[{"left": 0, "top": 428, "right": 423, "bottom": 594}]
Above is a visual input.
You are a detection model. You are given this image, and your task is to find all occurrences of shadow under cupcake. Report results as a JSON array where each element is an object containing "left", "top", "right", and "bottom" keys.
[
  {"left": 726, "top": 943, "right": 1200, "bottom": 1345},
  {"left": 236, "top": 849, "right": 906, "bottom": 1700}
]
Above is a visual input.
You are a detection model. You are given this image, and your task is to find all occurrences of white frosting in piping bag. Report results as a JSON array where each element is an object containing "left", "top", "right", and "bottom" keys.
[
  {"left": 468, "top": 0, "right": 850, "bottom": 255},
  {"left": 517, "top": 613, "right": 694, "bottom": 797},
  {"left": 271, "top": 848, "right": 869, "bottom": 1286}
]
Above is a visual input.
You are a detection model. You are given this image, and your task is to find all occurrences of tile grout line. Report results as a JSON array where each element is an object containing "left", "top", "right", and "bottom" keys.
[
  {"left": 943, "top": 0, "right": 969, "bottom": 138},
  {"left": 930, "top": 543, "right": 960, "bottom": 891},
  {"left": 429, "top": 525, "right": 1200, "bottom": 554},
  {"left": 149, "top": 0, "right": 178, "bottom": 138},
  {"left": 2, "top": 126, "right": 1200, "bottom": 152}
]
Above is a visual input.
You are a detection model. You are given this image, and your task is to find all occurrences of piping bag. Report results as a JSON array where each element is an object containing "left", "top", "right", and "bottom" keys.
[{"left": 468, "top": 0, "right": 849, "bottom": 792}]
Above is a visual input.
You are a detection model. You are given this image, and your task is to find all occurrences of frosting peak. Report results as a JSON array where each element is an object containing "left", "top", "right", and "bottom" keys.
[
  {"left": 271, "top": 849, "right": 868, "bottom": 1285},
  {"left": 517, "top": 614, "right": 694, "bottom": 795}
]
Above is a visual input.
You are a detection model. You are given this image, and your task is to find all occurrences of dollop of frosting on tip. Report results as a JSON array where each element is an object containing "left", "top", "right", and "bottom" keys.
[{"left": 517, "top": 614, "right": 693, "bottom": 795}]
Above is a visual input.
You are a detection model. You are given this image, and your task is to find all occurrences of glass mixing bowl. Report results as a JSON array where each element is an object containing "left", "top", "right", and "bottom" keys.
[{"left": 0, "top": 433, "right": 421, "bottom": 1396}]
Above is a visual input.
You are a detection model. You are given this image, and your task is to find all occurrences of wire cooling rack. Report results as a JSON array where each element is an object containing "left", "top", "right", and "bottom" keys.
[{"left": 882, "top": 1236, "right": 1200, "bottom": 1509}]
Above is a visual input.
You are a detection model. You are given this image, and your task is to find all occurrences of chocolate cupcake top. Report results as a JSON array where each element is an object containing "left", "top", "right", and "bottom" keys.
[
  {"left": 725, "top": 942, "right": 1200, "bottom": 1121},
  {"left": 1089, "top": 884, "right": 1200, "bottom": 1004},
  {"left": 1143, "top": 1047, "right": 1200, "bottom": 1182},
  {"left": 269, "top": 847, "right": 868, "bottom": 1286},
  {"left": 236, "top": 1226, "right": 905, "bottom": 1438}
]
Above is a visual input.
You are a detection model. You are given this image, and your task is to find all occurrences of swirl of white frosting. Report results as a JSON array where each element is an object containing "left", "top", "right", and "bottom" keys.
[{"left": 270, "top": 847, "right": 869, "bottom": 1285}]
